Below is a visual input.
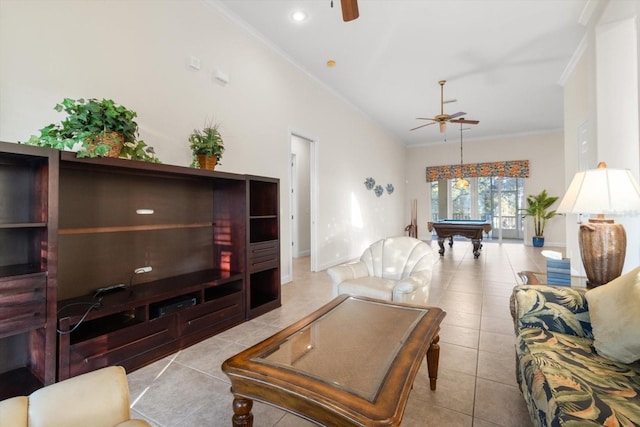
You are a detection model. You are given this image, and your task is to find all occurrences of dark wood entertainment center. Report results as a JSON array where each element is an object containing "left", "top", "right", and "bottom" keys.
[{"left": 0, "top": 141, "right": 280, "bottom": 397}]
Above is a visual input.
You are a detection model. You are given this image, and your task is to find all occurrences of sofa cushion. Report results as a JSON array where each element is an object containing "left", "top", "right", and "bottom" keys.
[
  {"left": 516, "top": 327, "right": 640, "bottom": 426},
  {"left": 513, "top": 285, "right": 592, "bottom": 338},
  {"left": 585, "top": 266, "right": 640, "bottom": 363},
  {"left": 0, "top": 396, "right": 28, "bottom": 426},
  {"left": 337, "top": 276, "right": 397, "bottom": 301},
  {"left": 28, "top": 366, "right": 132, "bottom": 427}
]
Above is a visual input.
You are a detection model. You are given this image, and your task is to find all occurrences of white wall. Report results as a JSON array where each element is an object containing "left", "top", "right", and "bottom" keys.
[
  {"left": 0, "top": 0, "right": 407, "bottom": 280},
  {"left": 405, "top": 131, "right": 566, "bottom": 246},
  {"left": 562, "top": 47, "right": 591, "bottom": 277},
  {"left": 562, "top": 1, "right": 640, "bottom": 276}
]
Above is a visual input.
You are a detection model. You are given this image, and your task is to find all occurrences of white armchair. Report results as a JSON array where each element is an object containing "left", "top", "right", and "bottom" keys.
[{"left": 327, "top": 236, "right": 436, "bottom": 306}]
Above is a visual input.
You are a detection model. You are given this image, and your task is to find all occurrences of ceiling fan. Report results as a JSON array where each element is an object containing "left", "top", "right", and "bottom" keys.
[
  {"left": 410, "top": 80, "right": 479, "bottom": 133},
  {"left": 331, "top": 0, "right": 359, "bottom": 22}
]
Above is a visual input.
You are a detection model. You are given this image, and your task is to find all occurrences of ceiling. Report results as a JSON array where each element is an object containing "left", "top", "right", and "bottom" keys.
[{"left": 212, "top": 0, "right": 589, "bottom": 147}]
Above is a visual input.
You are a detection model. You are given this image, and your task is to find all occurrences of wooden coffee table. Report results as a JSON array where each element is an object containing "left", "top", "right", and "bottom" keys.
[{"left": 221, "top": 295, "right": 446, "bottom": 426}]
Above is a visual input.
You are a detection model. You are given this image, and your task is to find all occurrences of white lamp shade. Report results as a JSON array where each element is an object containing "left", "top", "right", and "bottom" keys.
[{"left": 557, "top": 167, "right": 640, "bottom": 215}]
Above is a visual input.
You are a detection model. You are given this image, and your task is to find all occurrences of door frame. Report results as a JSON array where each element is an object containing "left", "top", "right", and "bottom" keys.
[{"left": 288, "top": 129, "right": 319, "bottom": 279}]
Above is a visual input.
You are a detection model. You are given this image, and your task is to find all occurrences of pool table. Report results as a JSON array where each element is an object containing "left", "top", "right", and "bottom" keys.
[{"left": 427, "top": 219, "right": 492, "bottom": 259}]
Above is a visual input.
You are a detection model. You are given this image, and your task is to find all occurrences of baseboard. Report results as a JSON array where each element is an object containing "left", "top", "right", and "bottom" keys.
[
  {"left": 524, "top": 241, "right": 566, "bottom": 248},
  {"left": 317, "top": 254, "right": 359, "bottom": 272}
]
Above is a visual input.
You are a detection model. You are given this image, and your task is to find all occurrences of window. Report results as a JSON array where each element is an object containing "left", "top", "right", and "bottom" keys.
[{"left": 431, "top": 177, "right": 525, "bottom": 239}]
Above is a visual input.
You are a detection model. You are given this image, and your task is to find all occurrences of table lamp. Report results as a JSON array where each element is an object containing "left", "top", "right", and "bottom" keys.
[{"left": 557, "top": 162, "right": 640, "bottom": 288}]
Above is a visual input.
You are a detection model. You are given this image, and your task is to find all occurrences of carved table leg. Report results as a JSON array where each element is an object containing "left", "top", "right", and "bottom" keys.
[
  {"left": 426, "top": 334, "right": 441, "bottom": 391},
  {"left": 448, "top": 236, "right": 454, "bottom": 247},
  {"left": 232, "top": 396, "right": 253, "bottom": 427},
  {"left": 437, "top": 238, "right": 445, "bottom": 256},
  {"left": 472, "top": 239, "right": 481, "bottom": 258}
]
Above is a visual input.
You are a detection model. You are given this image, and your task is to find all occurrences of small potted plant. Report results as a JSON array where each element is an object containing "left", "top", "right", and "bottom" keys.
[
  {"left": 189, "top": 120, "right": 224, "bottom": 170},
  {"left": 521, "top": 189, "right": 559, "bottom": 247}
]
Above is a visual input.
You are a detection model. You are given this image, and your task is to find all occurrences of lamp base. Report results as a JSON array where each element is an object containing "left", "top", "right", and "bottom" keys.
[{"left": 578, "top": 219, "right": 626, "bottom": 289}]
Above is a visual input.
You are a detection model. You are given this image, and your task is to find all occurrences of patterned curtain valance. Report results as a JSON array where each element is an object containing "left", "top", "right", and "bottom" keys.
[{"left": 426, "top": 160, "right": 529, "bottom": 182}]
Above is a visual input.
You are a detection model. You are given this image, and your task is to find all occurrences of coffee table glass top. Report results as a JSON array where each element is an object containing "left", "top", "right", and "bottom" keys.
[{"left": 254, "top": 297, "right": 427, "bottom": 401}]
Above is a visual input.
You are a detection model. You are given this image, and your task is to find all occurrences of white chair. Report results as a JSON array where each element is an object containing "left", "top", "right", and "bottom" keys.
[{"left": 327, "top": 236, "right": 436, "bottom": 306}]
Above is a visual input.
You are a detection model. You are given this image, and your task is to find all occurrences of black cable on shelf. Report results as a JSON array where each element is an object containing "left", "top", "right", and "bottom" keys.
[{"left": 56, "top": 299, "right": 102, "bottom": 335}]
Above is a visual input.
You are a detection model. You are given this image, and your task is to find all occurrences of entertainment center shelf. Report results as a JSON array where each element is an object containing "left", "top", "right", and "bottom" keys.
[
  {"left": 0, "top": 142, "right": 280, "bottom": 397},
  {"left": 57, "top": 269, "right": 244, "bottom": 380},
  {"left": 0, "top": 143, "right": 57, "bottom": 399},
  {"left": 247, "top": 177, "right": 280, "bottom": 318},
  {"left": 58, "top": 222, "right": 214, "bottom": 235}
]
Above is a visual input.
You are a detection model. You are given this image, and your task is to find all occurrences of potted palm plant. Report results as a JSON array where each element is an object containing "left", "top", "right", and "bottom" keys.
[
  {"left": 521, "top": 189, "right": 559, "bottom": 247},
  {"left": 189, "top": 120, "right": 224, "bottom": 170}
]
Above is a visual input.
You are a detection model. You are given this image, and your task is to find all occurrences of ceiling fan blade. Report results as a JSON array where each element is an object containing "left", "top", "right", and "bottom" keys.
[
  {"left": 341, "top": 0, "right": 359, "bottom": 21},
  {"left": 410, "top": 122, "right": 435, "bottom": 131},
  {"left": 448, "top": 112, "right": 466, "bottom": 120},
  {"left": 451, "top": 118, "right": 480, "bottom": 125}
]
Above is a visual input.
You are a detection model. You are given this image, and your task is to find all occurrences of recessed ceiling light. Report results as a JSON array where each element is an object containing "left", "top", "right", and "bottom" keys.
[
  {"left": 327, "top": 60, "right": 336, "bottom": 67},
  {"left": 291, "top": 10, "right": 308, "bottom": 23}
]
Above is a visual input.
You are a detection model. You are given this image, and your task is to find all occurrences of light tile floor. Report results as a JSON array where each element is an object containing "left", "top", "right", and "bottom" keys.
[{"left": 128, "top": 240, "right": 556, "bottom": 426}]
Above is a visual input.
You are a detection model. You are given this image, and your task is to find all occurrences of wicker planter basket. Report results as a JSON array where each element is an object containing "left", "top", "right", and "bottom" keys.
[
  {"left": 197, "top": 154, "right": 218, "bottom": 171},
  {"left": 87, "top": 132, "right": 124, "bottom": 158}
]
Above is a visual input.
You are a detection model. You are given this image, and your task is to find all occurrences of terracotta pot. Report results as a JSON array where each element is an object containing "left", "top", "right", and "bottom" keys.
[{"left": 197, "top": 154, "right": 217, "bottom": 170}]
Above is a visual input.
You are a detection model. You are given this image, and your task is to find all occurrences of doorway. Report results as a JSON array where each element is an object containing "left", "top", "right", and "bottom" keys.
[{"left": 289, "top": 131, "right": 318, "bottom": 279}]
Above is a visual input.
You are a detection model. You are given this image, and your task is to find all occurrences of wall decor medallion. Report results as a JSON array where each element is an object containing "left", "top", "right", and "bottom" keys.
[
  {"left": 374, "top": 185, "right": 384, "bottom": 197},
  {"left": 364, "top": 177, "right": 375, "bottom": 190},
  {"left": 386, "top": 184, "right": 394, "bottom": 195}
]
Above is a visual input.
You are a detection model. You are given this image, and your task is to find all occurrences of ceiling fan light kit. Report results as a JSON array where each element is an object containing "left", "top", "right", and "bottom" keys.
[
  {"left": 455, "top": 178, "right": 470, "bottom": 189},
  {"left": 411, "top": 80, "right": 479, "bottom": 135}
]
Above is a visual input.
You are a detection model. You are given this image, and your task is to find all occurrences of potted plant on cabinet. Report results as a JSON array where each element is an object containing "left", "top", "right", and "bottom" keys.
[
  {"left": 23, "top": 98, "right": 160, "bottom": 162},
  {"left": 521, "top": 189, "right": 559, "bottom": 247},
  {"left": 189, "top": 120, "right": 224, "bottom": 170}
]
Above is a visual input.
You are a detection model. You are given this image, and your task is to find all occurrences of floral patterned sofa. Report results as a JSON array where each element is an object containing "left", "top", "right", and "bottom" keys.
[{"left": 511, "top": 284, "right": 640, "bottom": 427}]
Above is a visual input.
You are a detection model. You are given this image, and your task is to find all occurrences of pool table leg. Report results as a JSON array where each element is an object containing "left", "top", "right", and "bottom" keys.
[
  {"left": 472, "top": 239, "right": 482, "bottom": 258},
  {"left": 437, "top": 238, "right": 445, "bottom": 255},
  {"left": 448, "top": 236, "right": 454, "bottom": 247}
]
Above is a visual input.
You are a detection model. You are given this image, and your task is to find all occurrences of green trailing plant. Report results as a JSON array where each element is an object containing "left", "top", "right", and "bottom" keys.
[
  {"left": 22, "top": 98, "right": 159, "bottom": 162},
  {"left": 520, "top": 189, "right": 559, "bottom": 237},
  {"left": 120, "top": 140, "right": 161, "bottom": 163},
  {"left": 188, "top": 120, "right": 224, "bottom": 166}
]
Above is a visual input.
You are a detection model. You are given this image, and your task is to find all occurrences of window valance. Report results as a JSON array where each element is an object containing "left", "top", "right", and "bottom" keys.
[{"left": 426, "top": 160, "right": 529, "bottom": 182}]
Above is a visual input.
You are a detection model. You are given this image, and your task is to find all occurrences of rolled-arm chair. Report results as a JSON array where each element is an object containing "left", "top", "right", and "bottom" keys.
[{"left": 327, "top": 236, "right": 436, "bottom": 306}]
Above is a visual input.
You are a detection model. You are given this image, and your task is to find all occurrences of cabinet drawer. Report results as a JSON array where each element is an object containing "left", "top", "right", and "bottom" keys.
[
  {"left": 0, "top": 301, "right": 46, "bottom": 337},
  {"left": 0, "top": 276, "right": 46, "bottom": 306},
  {"left": 181, "top": 293, "right": 243, "bottom": 336},
  {"left": 249, "top": 241, "right": 279, "bottom": 271},
  {"left": 67, "top": 315, "right": 177, "bottom": 377}
]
